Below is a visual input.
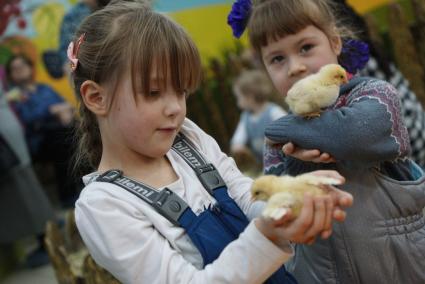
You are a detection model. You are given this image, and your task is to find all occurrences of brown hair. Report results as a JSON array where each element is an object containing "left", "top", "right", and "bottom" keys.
[
  {"left": 5, "top": 54, "right": 34, "bottom": 86},
  {"left": 72, "top": 0, "right": 202, "bottom": 170},
  {"left": 248, "top": 0, "right": 353, "bottom": 54},
  {"left": 233, "top": 69, "right": 274, "bottom": 103}
]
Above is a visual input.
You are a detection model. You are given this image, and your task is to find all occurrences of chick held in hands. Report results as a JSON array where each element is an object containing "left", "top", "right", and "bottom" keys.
[
  {"left": 251, "top": 172, "right": 344, "bottom": 220},
  {"left": 285, "top": 64, "right": 348, "bottom": 118}
]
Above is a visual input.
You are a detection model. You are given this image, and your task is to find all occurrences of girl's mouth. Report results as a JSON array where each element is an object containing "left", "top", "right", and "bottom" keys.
[{"left": 158, "top": 127, "right": 177, "bottom": 133}]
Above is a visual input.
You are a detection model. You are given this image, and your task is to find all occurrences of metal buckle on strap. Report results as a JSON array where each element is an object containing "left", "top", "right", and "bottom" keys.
[
  {"left": 153, "top": 188, "right": 188, "bottom": 226},
  {"left": 195, "top": 164, "right": 226, "bottom": 194},
  {"left": 96, "top": 169, "right": 123, "bottom": 182}
]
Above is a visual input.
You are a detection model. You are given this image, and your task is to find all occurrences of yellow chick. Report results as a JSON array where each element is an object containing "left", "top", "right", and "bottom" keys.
[
  {"left": 251, "top": 173, "right": 343, "bottom": 220},
  {"left": 285, "top": 64, "right": 348, "bottom": 118}
]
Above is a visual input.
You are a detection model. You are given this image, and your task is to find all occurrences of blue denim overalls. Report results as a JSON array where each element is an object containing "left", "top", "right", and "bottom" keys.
[{"left": 97, "top": 133, "right": 296, "bottom": 284}]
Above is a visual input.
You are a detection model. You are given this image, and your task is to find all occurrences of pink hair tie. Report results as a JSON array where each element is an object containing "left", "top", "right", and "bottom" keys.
[{"left": 67, "top": 33, "right": 86, "bottom": 71}]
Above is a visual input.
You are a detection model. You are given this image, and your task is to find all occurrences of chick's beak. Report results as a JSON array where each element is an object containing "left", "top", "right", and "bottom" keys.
[{"left": 344, "top": 71, "right": 351, "bottom": 83}]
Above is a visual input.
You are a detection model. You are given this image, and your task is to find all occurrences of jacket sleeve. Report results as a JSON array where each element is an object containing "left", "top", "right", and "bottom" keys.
[{"left": 265, "top": 79, "right": 411, "bottom": 164}]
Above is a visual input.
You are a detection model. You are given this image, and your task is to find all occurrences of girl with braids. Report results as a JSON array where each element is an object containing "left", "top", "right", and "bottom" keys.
[
  {"left": 227, "top": 0, "right": 425, "bottom": 283},
  {"left": 72, "top": 1, "right": 352, "bottom": 283}
]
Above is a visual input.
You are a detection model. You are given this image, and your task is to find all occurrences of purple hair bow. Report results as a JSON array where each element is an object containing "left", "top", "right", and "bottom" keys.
[{"left": 227, "top": 0, "right": 252, "bottom": 38}]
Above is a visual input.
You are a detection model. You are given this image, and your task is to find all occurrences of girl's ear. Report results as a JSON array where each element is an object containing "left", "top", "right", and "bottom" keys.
[
  {"left": 330, "top": 33, "right": 342, "bottom": 56},
  {"left": 80, "top": 80, "right": 108, "bottom": 116}
]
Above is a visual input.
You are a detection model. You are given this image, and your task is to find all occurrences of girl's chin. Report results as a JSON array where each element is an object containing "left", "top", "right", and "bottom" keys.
[{"left": 157, "top": 129, "right": 178, "bottom": 137}]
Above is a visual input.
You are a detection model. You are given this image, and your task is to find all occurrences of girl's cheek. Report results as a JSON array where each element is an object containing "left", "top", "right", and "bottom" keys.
[{"left": 271, "top": 77, "right": 284, "bottom": 96}]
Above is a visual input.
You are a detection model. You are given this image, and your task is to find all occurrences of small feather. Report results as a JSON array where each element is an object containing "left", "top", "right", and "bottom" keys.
[{"left": 263, "top": 207, "right": 289, "bottom": 220}]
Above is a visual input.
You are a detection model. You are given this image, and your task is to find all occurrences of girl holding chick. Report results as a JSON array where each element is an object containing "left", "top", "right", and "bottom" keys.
[{"left": 228, "top": 0, "right": 425, "bottom": 283}]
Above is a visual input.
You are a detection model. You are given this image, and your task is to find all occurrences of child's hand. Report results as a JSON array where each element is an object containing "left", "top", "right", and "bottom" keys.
[
  {"left": 309, "top": 170, "right": 353, "bottom": 238},
  {"left": 282, "top": 142, "right": 336, "bottom": 163},
  {"left": 256, "top": 194, "right": 333, "bottom": 245},
  {"left": 255, "top": 171, "right": 353, "bottom": 245}
]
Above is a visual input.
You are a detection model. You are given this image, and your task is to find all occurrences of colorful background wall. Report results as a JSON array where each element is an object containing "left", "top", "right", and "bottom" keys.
[{"left": 0, "top": 0, "right": 411, "bottom": 105}]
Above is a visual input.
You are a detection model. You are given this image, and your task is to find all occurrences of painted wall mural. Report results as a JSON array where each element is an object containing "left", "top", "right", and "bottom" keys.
[
  {"left": 0, "top": 0, "right": 396, "bottom": 104},
  {"left": 1, "top": 0, "right": 76, "bottom": 103}
]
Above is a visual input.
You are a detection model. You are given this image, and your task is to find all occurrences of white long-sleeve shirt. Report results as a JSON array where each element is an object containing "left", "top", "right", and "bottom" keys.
[{"left": 75, "top": 118, "right": 292, "bottom": 284}]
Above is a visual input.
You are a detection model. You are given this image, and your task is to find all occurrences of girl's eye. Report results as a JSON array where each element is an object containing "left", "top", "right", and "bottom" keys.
[
  {"left": 300, "top": 44, "right": 314, "bottom": 54},
  {"left": 270, "top": 55, "right": 285, "bottom": 64},
  {"left": 149, "top": 90, "right": 160, "bottom": 96}
]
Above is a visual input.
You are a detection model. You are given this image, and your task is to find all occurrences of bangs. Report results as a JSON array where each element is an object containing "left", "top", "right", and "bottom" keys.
[
  {"left": 128, "top": 12, "right": 202, "bottom": 96},
  {"left": 248, "top": 0, "right": 334, "bottom": 52}
]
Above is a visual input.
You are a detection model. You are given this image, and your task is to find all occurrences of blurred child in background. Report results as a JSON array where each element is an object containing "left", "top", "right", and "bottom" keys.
[
  {"left": 0, "top": 79, "right": 54, "bottom": 268},
  {"left": 5, "top": 54, "right": 79, "bottom": 208},
  {"left": 231, "top": 69, "right": 286, "bottom": 168}
]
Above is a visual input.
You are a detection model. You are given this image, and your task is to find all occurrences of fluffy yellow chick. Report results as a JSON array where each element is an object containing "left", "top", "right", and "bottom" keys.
[
  {"left": 251, "top": 173, "right": 343, "bottom": 220},
  {"left": 285, "top": 64, "right": 348, "bottom": 118}
]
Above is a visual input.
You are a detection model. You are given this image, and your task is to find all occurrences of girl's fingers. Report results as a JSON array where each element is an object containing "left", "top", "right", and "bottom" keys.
[
  {"left": 319, "top": 152, "right": 330, "bottom": 160},
  {"left": 292, "top": 149, "right": 321, "bottom": 161},
  {"left": 318, "top": 152, "right": 336, "bottom": 163},
  {"left": 321, "top": 229, "right": 332, "bottom": 239},
  {"left": 339, "top": 193, "right": 353, "bottom": 208},
  {"left": 306, "top": 236, "right": 316, "bottom": 245},
  {"left": 330, "top": 188, "right": 353, "bottom": 208},
  {"left": 332, "top": 207, "right": 347, "bottom": 222},
  {"left": 273, "top": 209, "right": 293, "bottom": 226},
  {"left": 292, "top": 194, "right": 315, "bottom": 234},
  {"left": 320, "top": 197, "right": 333, "bottom": 239},
  {"left": 282, "top": 143, "right": 337, "bottom": 164},
  {"left": 303, "top": 196, "right": 326, "bottom": 240},
  {"left": 282, "top": 142, "right": 295, "bottom": 154},
  {"left": 328, "top": 157, "right": 337, "bottom": 163},
  {"left": 311, "top": 170, "right": 345, "bottom": 181}
]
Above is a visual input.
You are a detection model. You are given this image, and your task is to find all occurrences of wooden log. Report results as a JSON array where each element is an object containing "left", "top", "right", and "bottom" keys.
[
  {"left": 65, "top": 210, "right": 85, "bottom": 253},
  {"left": 46, "top": 209, "right": 122, "bottom": 283},
  {"left": 44, "top": 221, "right": 79, "bottom": 284},
  {"left": 83, "top": 255, "right": 121, "bottom": 284},
  {"left": 387, "top": 2, "right": 425, "bottom": 104}
]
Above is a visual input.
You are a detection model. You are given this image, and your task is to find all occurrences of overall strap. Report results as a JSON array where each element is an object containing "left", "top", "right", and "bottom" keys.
[
  {"left": 95, "top": 133, "right": 227, "bottom": 226},
  {"left": 172, "top": 133, "right": 226, "bottom": 195},
  {"left": 96, "top": 170, "right": 189, "bottom": 226}
]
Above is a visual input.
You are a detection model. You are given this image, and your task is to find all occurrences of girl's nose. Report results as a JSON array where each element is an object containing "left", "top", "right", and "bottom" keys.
[
  {"left": 287, "top": 59, "right": 307, "bottom": 77},
  {"left": 164, "top": 93, "right": 183, "bottom": 117}
]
